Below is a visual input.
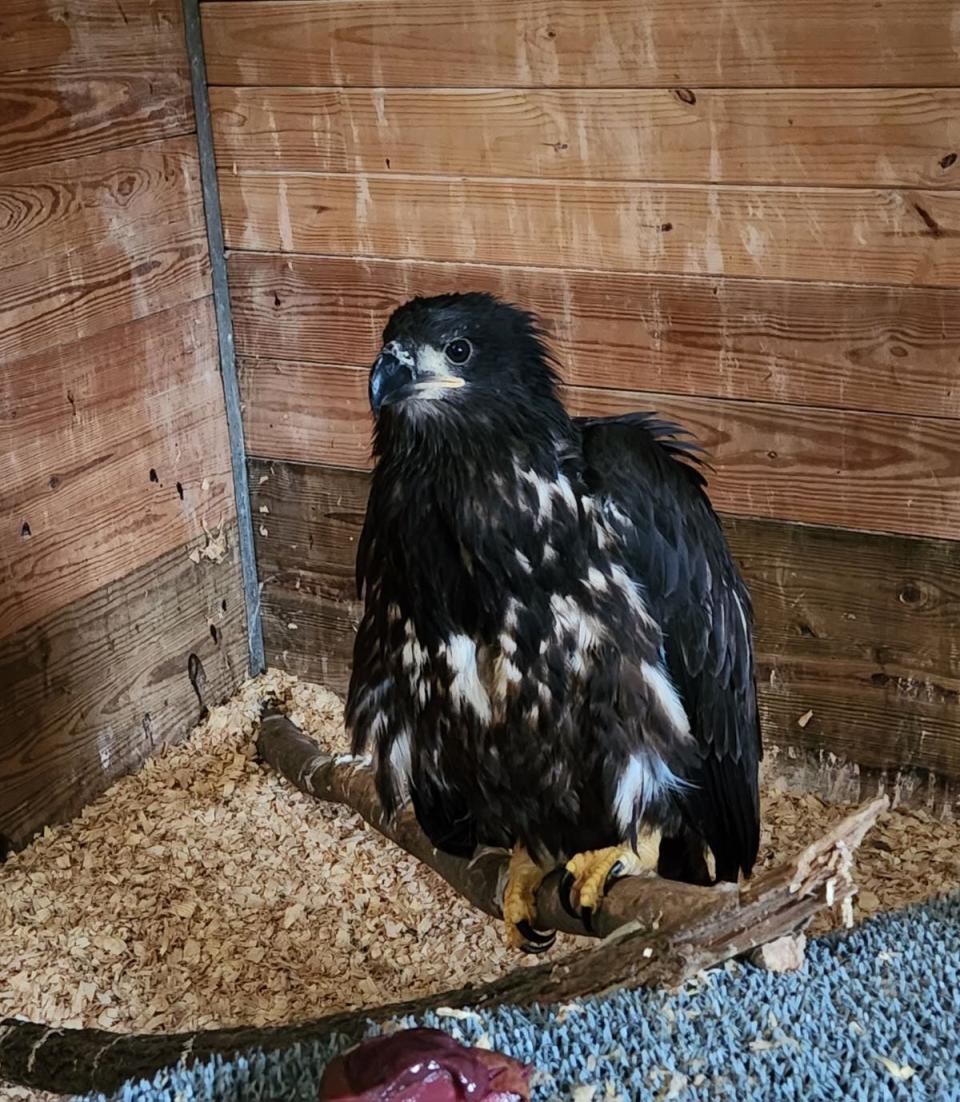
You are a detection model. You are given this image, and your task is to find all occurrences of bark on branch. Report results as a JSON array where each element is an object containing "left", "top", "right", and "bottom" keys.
[{"left": 0, "top": 708, "right": 887, "bottom": 1097}]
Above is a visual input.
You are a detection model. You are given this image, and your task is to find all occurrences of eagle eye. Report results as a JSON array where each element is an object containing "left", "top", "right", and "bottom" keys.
[{"left": 444, "top": 338, "right": 472, "bottom": 365}]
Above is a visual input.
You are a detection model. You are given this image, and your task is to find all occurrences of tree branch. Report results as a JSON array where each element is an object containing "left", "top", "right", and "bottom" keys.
[
  {"left": 255, "top": 708, "right": 882, "bottom": 945},
  {"left": 0, "top": 708, "right": 887, "bottom": 1096}
]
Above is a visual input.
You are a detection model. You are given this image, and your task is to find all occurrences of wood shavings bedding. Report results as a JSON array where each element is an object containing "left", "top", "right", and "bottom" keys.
[{"left": 2, "top": 672, "right": 958, "bottom": 1041}]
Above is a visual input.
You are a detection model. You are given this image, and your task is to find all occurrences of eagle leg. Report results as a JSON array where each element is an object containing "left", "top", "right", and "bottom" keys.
[
  {"left": 502, "top": 844, "right": 555, "bottom": 955},
  {"left": 559, "top": 835, "right": 660, "bottom": 933}
]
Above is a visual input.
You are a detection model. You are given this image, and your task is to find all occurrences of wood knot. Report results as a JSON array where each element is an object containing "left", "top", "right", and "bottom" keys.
[{"left": 897, "top": 582, "right": 925, "bottom": 607}]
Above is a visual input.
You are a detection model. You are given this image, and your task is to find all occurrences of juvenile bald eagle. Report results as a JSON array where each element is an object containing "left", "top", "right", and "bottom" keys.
[{"left": 347, "top": 293, "right": 761, "bottom": 951}]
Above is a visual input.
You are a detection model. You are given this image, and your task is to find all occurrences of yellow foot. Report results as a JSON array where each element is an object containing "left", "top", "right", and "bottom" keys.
[
  {"left": 502, "top": 844, "right": 556, "bottom": 954},
  {"left": 560, "top": 834, "right": 660, "bottom": 932}
]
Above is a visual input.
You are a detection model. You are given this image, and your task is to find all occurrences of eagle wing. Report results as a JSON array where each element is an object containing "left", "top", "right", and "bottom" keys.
[
  {"left": 347, "top": 479, "right": 489, "bottom": 858},
  {"left": 577, "top": 413, "right": 762, "bottom": 880}
]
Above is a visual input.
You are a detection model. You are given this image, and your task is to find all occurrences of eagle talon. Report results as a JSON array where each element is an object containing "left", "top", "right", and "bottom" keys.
[
  {"left": 503, "top": 844, "right": 555, "bottom": 953},
  {"left": 558, "top": 871, "right": 579, "bottom": 920},
  {"left": 604, "top": 859, "right": 625, "bottom": 894},
  {"left": 515, "top": 919, "right": 555, "bottom": 946},
  {"left": 579, "top": 861, "right": 627, "bottom": 932},
  {"left": 562, "top": 841, "right": 659, "bottom": 933},
  {"left": 515, "top": 919, "right": 556, "bottom": 953}
]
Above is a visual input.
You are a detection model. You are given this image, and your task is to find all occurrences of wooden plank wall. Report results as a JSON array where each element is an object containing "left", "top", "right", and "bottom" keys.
[
  {"left": 0, "top": 0, "right": 246, "bottom": 851},
  {"left": 203, "top": 0, "right": 960, "bottom": 809}
]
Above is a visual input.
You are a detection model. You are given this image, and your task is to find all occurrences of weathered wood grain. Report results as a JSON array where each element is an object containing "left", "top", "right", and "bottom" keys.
[
  {"left": 569, "top": 385, "right": 960, "bottom": 542},
  {"left": 724, "top": 515, "right": 960, "bottom": 779},
  {"left": 228, "top": 254, "right": 960, "bottom": 421},
  {"left": 240, "top": 357, "right": 960, "bottom": 541},
  {"left": 250, "top": 460, "right": 366, "bottom": 693},
  {"left": 249, "top": 459, "right": 960, "bottom": 786},
  {"left": 220, "top": 173, "right": 960, "bottom": 288},
  {"left": 0, "top": 71, "right": 193, "bottom": 173},
  {"left": 201, "top": 0, "right": 960, "bottom": 89},
  {"left": 0, "top": 137, "right": 210, "bottom": 364},
  {"left": 210, "top": 86, "right": 960, "bottom": 190},
  {"left": 0, "top": 136, "right": 204, "bottom": 273},
  {"left": 0, "top": 525, "right": 246, "bottom": 851},
  {"left": 3, "top": 299, "right": 217, "bottom": 503},
  {"left": 1, "top": 219, "right": 210, "bottom": 366},
  {"left": 0, "top": 300, "right": 235, "bottom": 641},
  {"left": 239, "top": 360, "right": 372, "bottom": 470},
  {"left": 0, "top": 0, "right": 188, "bottom": 77}
]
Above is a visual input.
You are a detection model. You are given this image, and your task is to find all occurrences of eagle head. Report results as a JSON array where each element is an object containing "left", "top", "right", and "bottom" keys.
[{"left": 368, "top": 294, "right": 563, "bottom": 442}]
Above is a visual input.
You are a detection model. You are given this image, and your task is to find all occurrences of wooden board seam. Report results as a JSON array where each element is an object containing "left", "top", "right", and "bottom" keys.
[
  {"left": 243, "top": 449, "right": 960, "bottom": 548},
  {"left": 222, "top": 246, "right": 957, "bottom": 297},
  {"left": 223, "top": 166, "right": 960, "bottom": 194},
  {"left": 210, "top": 85, "right": 960, "bottom": 191},
  {"left": 1, "top": 123, "right": 199, "bottom": 174},
  {"left": 4, "top": 290, "right": 213, "bottom": 373},
  {"left": 208, "top": 83, "right": 960, "bottom": 92},
  {"left": 236, "top": 353, "right": 960, "bottom": 426}
]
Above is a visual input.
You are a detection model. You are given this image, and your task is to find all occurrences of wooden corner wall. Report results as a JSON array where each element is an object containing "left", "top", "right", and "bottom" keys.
[
  {"left": 0, "top": 0, "right": 247, "bottom": 850},
  {"left": 202, "top": 0, "right": 960, "bottom": 808}
]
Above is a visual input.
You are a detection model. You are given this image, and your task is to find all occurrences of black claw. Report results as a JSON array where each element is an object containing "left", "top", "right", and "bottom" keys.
[
  {"left": 603, "top": 859, "right": 625, "bottom": 896},
  {"left": 579, "top": 860, "right": 627, "bottom": 931},
  {"left": 519, "top": 938, "right": 553, "bottom": 955},
  {"left": 516, "top": 919, "right": 555, "bottom": 947},
  {"left": 558, "top": 871, "right": 578, "bottom": 919}
]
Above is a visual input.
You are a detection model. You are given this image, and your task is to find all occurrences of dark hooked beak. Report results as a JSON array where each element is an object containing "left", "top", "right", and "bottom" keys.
[{"left": 369, "top": 349, "right": 414, "bottom": 417}]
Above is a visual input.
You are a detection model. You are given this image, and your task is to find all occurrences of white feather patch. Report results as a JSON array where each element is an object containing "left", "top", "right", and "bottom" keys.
[
  {"left": 415, "top": 343, "right": 454, "bottom": 378},
  {"left": 504, "top": 598, "right": 520, "bottom": 631},
  {"left": 384, "top": 340, "right": 415, "bottom": 369},
  {"left": 605, "top": 501, "right": 631, "bottom": 527},
  {"left": 640, "top": 661, "right": 691, "bottom": 738},
  {"left": 518, "top": 468, "right": 553, "bottom": 524},
  {"left": 369, "top": 710, "right": 390, "bottom": 741},
  {"left": 441, "top": 634, "right": 492, "bottom": 723},
  {"left": 613, "top": 751, "right": 685, "bottom": 834},
  {"left": 389, "top": 727, "right": 412, "bottom": 774},
  {"left": 609, "top": 564, "right": 656, "bottom": 629},
  {"left": 387, "top": 727, "right": 413, "bottom": 798},
  {"left": 550, "top": 593, "right": 606, "bottom": 654},
  {"left": 554, "top": 473, "right": 578, "bottom": 512},
  {"left": 492, "top": 655, "right": 523, "bottom": 701},
  {"left": 349, "top": 678, "right": 393, "bottom": 732},
  {"left": 587, "top": 566, "right": 608, "bottom": 593}
]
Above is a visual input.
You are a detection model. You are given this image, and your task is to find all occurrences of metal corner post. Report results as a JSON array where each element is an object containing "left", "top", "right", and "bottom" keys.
[{"left": 181, "top": 0, "right": 266, "bottom": 674}]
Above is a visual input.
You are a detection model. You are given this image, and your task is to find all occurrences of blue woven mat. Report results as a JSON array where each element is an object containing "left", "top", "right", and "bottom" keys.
[{"left": 79, "top": 893, "right": 960, "bottom": 1102}]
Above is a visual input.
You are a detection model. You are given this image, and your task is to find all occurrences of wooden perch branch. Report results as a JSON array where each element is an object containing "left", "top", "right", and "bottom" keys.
[
  {"left": 0, "top": 708, "right": 887, "bottom": 1097},
  {"left": 257, "top": 709, "right": 883, "bottom": 945}
]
